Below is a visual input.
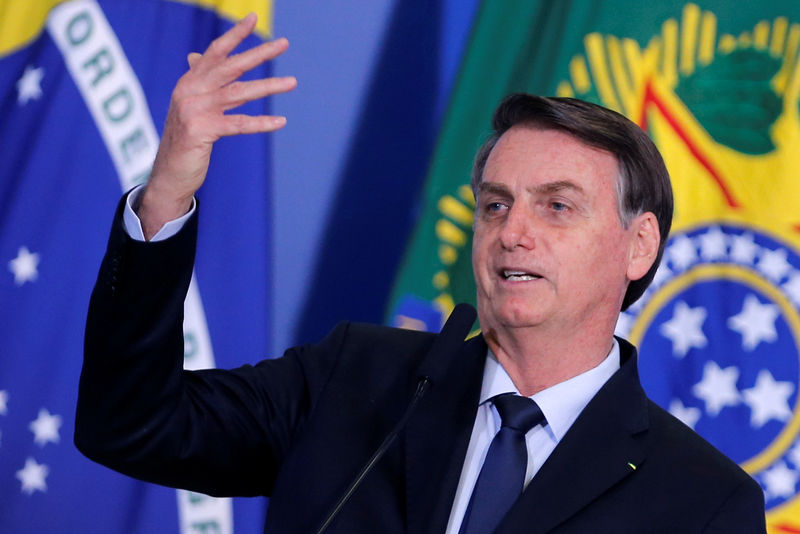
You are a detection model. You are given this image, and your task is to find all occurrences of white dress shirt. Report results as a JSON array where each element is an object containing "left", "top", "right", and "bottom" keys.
[{"left": 122, "top": 186, "right": 622, "bottom": 531}]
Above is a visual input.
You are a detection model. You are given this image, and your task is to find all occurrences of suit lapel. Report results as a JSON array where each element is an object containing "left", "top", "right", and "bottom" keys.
[
  {"left": 404, "top": 334, "right": 487, "bottom": 534},
  {"left": 497, "top": 340, "right": 651, "bottom": 534}
]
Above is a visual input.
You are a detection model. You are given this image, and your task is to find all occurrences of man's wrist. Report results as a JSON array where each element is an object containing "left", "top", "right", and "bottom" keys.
[
  {"left": 138, "top": 183, "right": 194, "bottom": 240},
  {"left": 123, "top": 185, "right": 195, "bottom": 242}
]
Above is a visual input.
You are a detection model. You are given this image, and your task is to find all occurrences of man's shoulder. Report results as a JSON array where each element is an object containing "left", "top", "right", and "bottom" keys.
[
  {"left": 609, "top": 342, "right": 761, "bottom": 500},
  {"left": 311, "top": 321, "right": 438, "bottom": 357},
  {"left": 645, "top": 397, "right": 758, "bottom": 488},
  {"left": 335, "top": 321, "right": 438, "bottom": 343},
  {"left": 297, "top": 321, "right": 439, "bottom": 370},
  {"left": 619, "top": 338, "right": 758, "bottom": 485},
  {"left": 300, "top": 321, "right": 485, "bottom": 386}
]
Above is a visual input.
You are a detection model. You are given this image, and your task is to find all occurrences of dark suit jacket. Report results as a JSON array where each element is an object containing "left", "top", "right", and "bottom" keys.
[{"left": 76, "top": 198, "right": 766, "bottom": 533}]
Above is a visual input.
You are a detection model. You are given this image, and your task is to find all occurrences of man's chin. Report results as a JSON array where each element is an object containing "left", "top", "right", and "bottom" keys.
[
  {"left": 502, "top": 317, "right": 548, "bottom": 330},
  {"left": 486, "top": 307, "right": 551, "bottom": 331}
]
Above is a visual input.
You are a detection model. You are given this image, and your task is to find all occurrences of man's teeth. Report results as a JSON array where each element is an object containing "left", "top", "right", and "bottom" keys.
[{"left": 503, "top": 270, "right": 540, "bottom": 281}]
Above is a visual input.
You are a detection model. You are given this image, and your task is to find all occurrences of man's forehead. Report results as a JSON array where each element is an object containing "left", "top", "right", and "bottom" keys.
[
  {"left": 487, "top": 126, "right": 616, "bottom": 167},
  {"left": 495, "top": 124, "right": 617, "bottom": 160}
]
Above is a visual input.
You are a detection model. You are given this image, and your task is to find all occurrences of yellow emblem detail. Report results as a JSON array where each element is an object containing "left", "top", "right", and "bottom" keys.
[
  {"left": 557, "top": 3, "right": 800, "bottom": 248},
  {"left": 431, "top": 188, "right": 475, "bottom": 319}
]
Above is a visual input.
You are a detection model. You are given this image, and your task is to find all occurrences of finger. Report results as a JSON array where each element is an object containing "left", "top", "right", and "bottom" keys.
[
  {"left": 187, "top": 52, "right": 202, "bottom": 68},
  {"left": 205, "top": 38, "right": 289, "bottom": 89},
  {"left": 229, "top": 38, "right": 289, "bottom": 78},
  {"left": 203, "top": 12, "right": 257, "bottom": 61},
  {"left": 218, "top": 114, "right": 287, "bottom": 136},
  {"left": 218, "top": 76, "right": 297, "bottom": 111}
]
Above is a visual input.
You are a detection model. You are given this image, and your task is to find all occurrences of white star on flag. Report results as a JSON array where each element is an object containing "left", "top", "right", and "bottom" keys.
[
  {"left": 668, "top": 399, "right": 702, "bottom": 430},
  {"left": 29, "top": 408, "right": 62, "bottom": 447},
  {"left": 758, "top": 247, "right": 793, "bottom": 282},
  {"left": 742, "top": 370, "right": 794, "bottom": 428},
  {"left": 763, "top": 461, "right": 799, "bottom": 499},
  {"left": 9, "top": 246, "right": 40, "bottom": 286},
  {"left": 730, "top": 233, "right": 759, "bottom": 264},
  {"left": 692, "top": 361, "right": 741, "bottom": 416},
  {"left": 0, "top": 390, "right": 8, "bottom": 415},
  {"left": 668, "top": 235, "right": 698, "bottom": 271},
  {"left": 698, "top": 226, "right": 728, "bottom": 261},
  {"left": 727, "top": 294, "right": 779, "bottom": 351},
  {"left": 660, "top": 301, "right": 708, "bottom": 357},
  {"left": 16, "top": 457, "right": 49, "bottom": 495},
  {"left": 16, "top": 65, "right": 44, "bottom": 105}
]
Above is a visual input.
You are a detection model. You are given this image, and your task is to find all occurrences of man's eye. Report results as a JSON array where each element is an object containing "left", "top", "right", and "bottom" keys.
[
  {"left": 486, "top": 202, "right": 506, "bottom": 212},
  {"left": 550, "top": 201, "right": 569, "bottom": 212}
]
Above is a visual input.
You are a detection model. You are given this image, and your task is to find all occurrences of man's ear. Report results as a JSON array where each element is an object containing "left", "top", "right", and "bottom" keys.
[{"left": 627, "top": 212, "right": 660, "bottom": 281}]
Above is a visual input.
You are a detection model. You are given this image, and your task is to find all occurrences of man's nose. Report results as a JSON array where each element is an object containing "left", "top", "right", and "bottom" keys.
[{"left": 499, "top": 205, "right": 535, "bottom": 250}]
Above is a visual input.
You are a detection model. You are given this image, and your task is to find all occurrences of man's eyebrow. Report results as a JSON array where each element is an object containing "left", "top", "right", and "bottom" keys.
[
  {"left": 531, "top": 180, "right": 585, "bottom": 196},
  {"left": 477, "top": 182, "right": 511, "bottom": 196},
  {"left": 477, "top": 180, "right": 587, "bottom": 199}
]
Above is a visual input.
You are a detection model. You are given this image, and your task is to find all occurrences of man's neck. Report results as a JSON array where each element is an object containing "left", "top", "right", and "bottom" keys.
[{"left": 482, "top": 320, "right": 617, "bottom": 396}]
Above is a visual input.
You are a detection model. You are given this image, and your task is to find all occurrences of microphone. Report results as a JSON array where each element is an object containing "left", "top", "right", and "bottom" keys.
[
  {"left": 416, "top": 302, "right": 477, "bottom": 391},
  {"left": 314, "top": 303, "right": 477, "bottom": 534}
]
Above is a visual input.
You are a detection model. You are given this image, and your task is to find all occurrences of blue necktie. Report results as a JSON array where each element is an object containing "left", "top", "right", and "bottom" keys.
[{"left": 459, "top": 393, "right": 545, "bottom": 534}]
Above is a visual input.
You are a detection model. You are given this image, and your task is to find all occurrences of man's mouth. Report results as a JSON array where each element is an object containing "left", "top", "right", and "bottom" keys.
[{"left": 501, "top": 269, "right": 542, "bottom": 282}]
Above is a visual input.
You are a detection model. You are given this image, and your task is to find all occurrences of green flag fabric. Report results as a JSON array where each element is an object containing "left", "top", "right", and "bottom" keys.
[{"left": 389, "top": 2, "right": 800, "bottom": 530}]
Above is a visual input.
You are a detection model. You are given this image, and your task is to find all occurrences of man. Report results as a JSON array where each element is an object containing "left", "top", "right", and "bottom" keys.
[{"left": 76, "top": 14, "right": 766, "bottom": 533}]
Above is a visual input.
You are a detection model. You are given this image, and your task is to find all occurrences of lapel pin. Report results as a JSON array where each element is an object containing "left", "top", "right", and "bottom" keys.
[{"left": 627, "top": 462, "right": 637, "bottom": 471}]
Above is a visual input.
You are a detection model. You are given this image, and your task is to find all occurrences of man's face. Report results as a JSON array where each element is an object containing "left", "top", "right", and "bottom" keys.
[{"left": 472, "top": 126, "right": 643, "bottom": 337}]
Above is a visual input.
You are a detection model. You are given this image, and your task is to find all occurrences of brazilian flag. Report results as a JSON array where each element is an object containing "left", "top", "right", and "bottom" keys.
[
  {"left": 389, "top": 2, "right": 800, "bottom": 530},
  {"left": 0, "top": 1, "right": 271, "bottom": 532}
]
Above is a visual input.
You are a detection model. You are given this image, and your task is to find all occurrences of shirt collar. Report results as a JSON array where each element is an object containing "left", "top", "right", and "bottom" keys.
[{"left": 479, "top": 339, "right": 621, "bottom": 440}]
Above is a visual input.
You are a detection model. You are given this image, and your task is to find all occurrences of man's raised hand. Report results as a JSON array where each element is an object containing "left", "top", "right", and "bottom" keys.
[{"left": 138, "top": 13, "right": 296, "bottom": 239}]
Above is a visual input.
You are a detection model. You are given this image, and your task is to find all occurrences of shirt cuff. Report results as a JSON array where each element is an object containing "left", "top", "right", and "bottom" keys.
[{"left": 123, "top": 184, "right": 196, "bottom": 242}]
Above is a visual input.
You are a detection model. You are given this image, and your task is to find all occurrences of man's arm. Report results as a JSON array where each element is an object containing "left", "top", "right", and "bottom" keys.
[
  {"left": 77, "top": 197, "right": 347, "bottom": 495},
  {"left": 137, "top": 12, "right": 296, "bottom": 239},
  {"left": 76, "top": 15, "right": 304, "bottom": 495}
]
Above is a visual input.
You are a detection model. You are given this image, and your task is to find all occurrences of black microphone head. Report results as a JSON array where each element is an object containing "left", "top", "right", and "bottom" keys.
[
  {"left": 417, "top": 303, "right": 477, "bottom": 387},
  {"left": 444, "top": 303, "right": 478, "bottom": 339}
]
